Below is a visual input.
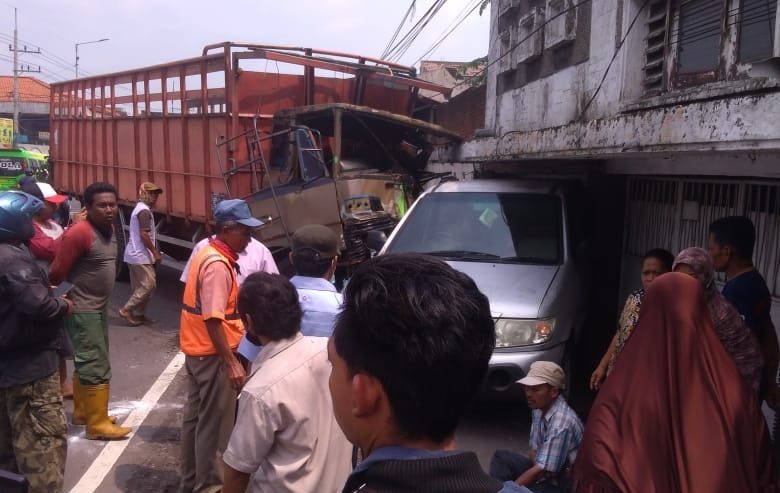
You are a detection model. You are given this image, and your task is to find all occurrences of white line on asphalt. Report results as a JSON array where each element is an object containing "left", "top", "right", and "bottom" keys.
[{"left": 69, "top": 351, "right": 186, "bottom": 493}]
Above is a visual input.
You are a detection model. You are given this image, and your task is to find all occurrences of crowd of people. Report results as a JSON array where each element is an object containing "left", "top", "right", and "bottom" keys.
[{"left": 0, "top": 178, "right": 779, "bottom": 493}]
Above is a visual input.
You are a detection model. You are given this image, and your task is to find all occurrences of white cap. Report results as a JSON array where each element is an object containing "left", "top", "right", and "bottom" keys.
[
  {"left": 36, "top": 182, "right": 68, "bottom": 204},
  {"left": 517, "top": 361, "right": 565, "bottom": 389}
]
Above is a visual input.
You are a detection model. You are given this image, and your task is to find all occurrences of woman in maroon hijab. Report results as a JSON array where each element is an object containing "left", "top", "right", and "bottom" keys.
[{"left": 571, "top": 273, "right": 775, "bottom": 493}]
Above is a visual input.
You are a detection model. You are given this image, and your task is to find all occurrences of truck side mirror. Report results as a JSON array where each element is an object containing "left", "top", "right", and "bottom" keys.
[{"left": 365, "top": 230, "right": 388, "bottom": 254}]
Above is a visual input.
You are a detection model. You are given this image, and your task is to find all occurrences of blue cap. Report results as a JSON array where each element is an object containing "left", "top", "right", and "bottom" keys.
[{"left": 214, "top": 199, "right": 263, "bottom": 228}]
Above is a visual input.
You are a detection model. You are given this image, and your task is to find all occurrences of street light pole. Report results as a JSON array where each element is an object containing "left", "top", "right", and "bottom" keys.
[{"left": 75, "top": 38, "right": 109, "bottom": 78}]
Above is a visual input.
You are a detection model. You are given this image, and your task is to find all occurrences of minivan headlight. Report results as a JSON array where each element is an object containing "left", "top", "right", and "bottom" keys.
[{"left": 494, "top": 318, "right": 556, "bottom": 347}]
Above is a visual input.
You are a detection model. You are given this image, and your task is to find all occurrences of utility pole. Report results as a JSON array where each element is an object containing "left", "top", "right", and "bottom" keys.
[
  {"left": 8, "top": 8, "right": 41, "bottom": 145},
  {"left": 11, "top": 8, "right": 18, "bottom": 143}
]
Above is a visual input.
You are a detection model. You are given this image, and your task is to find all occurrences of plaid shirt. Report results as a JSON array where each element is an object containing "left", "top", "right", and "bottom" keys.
[{"left": 530, "top": 396, "right": 584, "bottom": 473}]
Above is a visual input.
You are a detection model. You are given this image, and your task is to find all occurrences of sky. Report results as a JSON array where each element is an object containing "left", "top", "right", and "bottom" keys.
[{"left": 0, "top": 0, "right": 490, "bottom": 84}]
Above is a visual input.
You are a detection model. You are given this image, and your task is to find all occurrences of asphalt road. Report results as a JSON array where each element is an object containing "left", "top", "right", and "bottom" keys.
[{"left": 61, "top": 265, "right": 545, "bottom": 493}]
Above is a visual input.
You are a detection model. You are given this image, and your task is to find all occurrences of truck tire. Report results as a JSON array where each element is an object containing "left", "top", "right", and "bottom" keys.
[{"left": 115, "top": 210, "right": 130, "bottom": 282}]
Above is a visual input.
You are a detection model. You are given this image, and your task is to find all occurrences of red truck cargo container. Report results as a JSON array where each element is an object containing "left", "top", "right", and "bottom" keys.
[{"left": 49, "top": 43, "right": 458, "bottom": 274}]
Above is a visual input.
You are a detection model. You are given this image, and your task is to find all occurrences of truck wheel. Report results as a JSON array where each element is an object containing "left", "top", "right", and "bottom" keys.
[{"left": 115, "top": 211, "right": 130, "bottom": 282}]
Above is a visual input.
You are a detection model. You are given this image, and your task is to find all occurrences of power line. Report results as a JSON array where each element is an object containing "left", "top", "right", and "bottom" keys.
[
  {"left": 413, "top": 0, "right": 482, "bottom": 65},
  {"left": 0, "top": 28, "right": 81, "bottom": 69},
  {"left": 0, "top": 50, "right": 70, "bottom": 83},
  {"left": 385, "top": 0, "right": 448, "bottom": 63},
  {"left": 381, "top": 1, "right": 418, "bottom": 60},
  {"left": 0, "top": 31, "right": 92, "bottom": 77},
  {"left": 390, "top": 0, "right": 448, "bottom": 62},
  {"left": 579, "top": 0, "right": 651, "bottom": 119}
]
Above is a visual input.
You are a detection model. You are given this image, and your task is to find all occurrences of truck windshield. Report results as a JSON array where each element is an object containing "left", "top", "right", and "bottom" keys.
[{"left": 387, "top": 192, "right": 563, "bottom": 264}]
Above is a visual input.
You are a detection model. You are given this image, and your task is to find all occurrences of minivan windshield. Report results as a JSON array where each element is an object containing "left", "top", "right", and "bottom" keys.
[{"left": 387, "top": 192, "right": 563, "bottom": 264}]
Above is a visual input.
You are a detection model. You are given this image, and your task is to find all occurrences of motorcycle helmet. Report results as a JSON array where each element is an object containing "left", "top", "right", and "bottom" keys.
[{"left": 0, "top": 191, "right": 44, "bottom": 242}]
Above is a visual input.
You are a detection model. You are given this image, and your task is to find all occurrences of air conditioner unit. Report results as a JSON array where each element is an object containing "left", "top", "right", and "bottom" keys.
[
  {"left": 545, "top": 0, "right": 578, "bottom": 49},
  {"left": 515, "top": 7, "right": 545, "bottom": 64},
  {"left": 499, "top": 30, "right": 512, "bottom": 72},
  {"left": 498, "top": 0, "right": 520, "bottom": 17}
]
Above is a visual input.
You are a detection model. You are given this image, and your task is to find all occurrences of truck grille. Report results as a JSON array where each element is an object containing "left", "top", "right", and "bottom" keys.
[{"left": 343, "top": 214, "right": 397, "bottom": 262}]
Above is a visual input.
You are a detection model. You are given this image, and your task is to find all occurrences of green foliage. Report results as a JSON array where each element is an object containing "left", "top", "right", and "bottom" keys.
[{"left": 457, "top": 55, "right": 488, "bottom": 88}]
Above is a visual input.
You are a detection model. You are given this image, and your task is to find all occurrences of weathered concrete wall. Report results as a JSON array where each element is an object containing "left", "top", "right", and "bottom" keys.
[
  {"left": 460, "top": 88, "right": 780, "bottom": 166},
  {"left": 487, "top": 0, "right": 627, "bottom": 133},
  {"left": 480, "top": 0, "right": 780, "bottom": 172}
]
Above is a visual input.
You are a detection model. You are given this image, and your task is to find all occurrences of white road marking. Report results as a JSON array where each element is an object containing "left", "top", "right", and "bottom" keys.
[{"left": 69, "top": 351, "right": 186, "bottom": 493}]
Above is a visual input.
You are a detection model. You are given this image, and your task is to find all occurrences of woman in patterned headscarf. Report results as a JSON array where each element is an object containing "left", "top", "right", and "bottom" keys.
[
  {"left": 589, "top": 248, "right": 675, "bottom": 391},
  {"left": 673, "top": 246, "right": 763, "bottom": 393}
]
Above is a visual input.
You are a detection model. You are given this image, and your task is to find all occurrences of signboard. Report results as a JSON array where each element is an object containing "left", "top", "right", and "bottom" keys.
[
  {"left": 0, "top": 119, "right": 13, "bottom": 149},
  {"left": 0, "top": 158, "right": 23, "bottom": 173},
  {"left": 38, "top": 131, "right": 50, "bottom": 141}
]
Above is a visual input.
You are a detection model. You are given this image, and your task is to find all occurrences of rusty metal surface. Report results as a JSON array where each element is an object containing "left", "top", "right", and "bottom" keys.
[
  {"left": 49, "top": 43, "right": 451, "bottom": 228},
  {"left": 274, "top": 103, "right": 463, "bottom": 141},
  {"left": 248, "top": 174, "right": 407, "bottom": 254}
]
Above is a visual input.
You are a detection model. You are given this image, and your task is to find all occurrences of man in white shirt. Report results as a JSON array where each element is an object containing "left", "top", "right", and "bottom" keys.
[
  {"left": 120, "top": 182, "right": 162, "bottom": 326},
  {"left": 181, "top": 236, "right": 278, "bottom": 285},
  {"left": 222, "top": 272, "right": 352, "bottom": 493}
]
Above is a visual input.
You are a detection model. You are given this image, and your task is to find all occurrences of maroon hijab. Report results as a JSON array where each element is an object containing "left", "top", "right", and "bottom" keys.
[{"left": 571, "top": 273, "right": 775, "bottom": 493}]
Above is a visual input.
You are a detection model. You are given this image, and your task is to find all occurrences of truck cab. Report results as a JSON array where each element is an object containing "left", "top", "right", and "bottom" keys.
[{"left": 233, "top": 103, "right": 461, "bottom": 277}]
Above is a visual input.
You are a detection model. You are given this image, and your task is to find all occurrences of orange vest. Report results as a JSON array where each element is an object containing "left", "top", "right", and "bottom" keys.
[{"left": 179, "top": 245, "right": 244, "bottom": 356}]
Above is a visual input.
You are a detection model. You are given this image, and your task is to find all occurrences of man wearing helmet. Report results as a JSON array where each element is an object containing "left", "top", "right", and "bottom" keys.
[{"left": 0, "top": 190, "right": 74, "bottom": 492}]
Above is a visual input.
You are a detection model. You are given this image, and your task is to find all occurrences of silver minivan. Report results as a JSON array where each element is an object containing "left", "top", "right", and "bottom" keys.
[{"left": 380, "top": 179, "right": 586, "bottom": 395}]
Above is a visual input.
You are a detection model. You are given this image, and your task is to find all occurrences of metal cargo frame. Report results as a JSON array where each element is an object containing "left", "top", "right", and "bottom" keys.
[{"left": 49, "top": 43, "right": 451, "bottom": 229}]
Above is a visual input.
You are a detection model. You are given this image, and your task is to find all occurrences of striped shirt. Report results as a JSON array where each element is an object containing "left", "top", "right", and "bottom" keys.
[{"left": 530, "top": 396, "right": 584, "bottom": 473}]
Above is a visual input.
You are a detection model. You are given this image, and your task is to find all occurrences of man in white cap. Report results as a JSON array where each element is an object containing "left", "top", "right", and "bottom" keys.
[{"left": 490, "top": 361, "right": 584, "bottom": 493}]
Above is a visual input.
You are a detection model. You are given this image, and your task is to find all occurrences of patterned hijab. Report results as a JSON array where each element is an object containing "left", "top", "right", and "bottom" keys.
[
  {"left": 672, "top": 247, "right": 717, "bottom": 298},
  {"left": 673, "top": 247, "right": 763, "bottom": 392}
]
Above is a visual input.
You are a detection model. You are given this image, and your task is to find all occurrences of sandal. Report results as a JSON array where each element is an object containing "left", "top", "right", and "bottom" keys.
[{"left": 118, "top": 308, "right": 143, "bottom": 327}]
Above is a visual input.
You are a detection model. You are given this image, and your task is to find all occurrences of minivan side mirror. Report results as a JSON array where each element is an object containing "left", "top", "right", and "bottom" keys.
[{"left": 365, "top": 230, "right": 388, "bottom": 254}]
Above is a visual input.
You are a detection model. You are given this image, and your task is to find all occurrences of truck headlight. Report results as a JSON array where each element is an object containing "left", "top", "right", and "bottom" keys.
[{"left": 494, "top": 318, "right": 556, "bottom": 348}]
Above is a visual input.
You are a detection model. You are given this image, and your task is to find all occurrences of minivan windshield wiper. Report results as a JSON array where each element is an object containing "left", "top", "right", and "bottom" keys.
[
  {"left": 497, "top": 256, "right": 557, "bottom": 264},
  {"left": 426, "top": 250, "right": 501, "bottom": 261}
]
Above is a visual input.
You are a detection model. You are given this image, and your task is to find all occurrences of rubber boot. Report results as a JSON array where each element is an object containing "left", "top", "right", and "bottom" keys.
[
  {"left": 72, "top": 373, "right": 117, "bottom": 425},
  {"left": 84, "top": 383, "right": 131, "bottom": 440},
  {"left": 72, "top": 373, "right": 85, "bottom": 425}
]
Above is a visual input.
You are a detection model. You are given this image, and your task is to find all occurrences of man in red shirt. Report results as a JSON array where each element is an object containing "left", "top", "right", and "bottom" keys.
[{"left": 50, "top": 182, "right": 131, "bottom": 440}]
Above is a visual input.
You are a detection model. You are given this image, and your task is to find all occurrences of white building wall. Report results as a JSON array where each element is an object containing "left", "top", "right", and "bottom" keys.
[
  {"left": 488, "top": 0, "right": 629, "bottom": 133},
  {"left": 473, "top": 0, "right": 780, "bottom": 163}
]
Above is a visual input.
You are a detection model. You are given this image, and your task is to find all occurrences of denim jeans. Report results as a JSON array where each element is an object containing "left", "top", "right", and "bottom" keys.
[{"left": 489, "top": 449, "right": 568, "bottom": 493}]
